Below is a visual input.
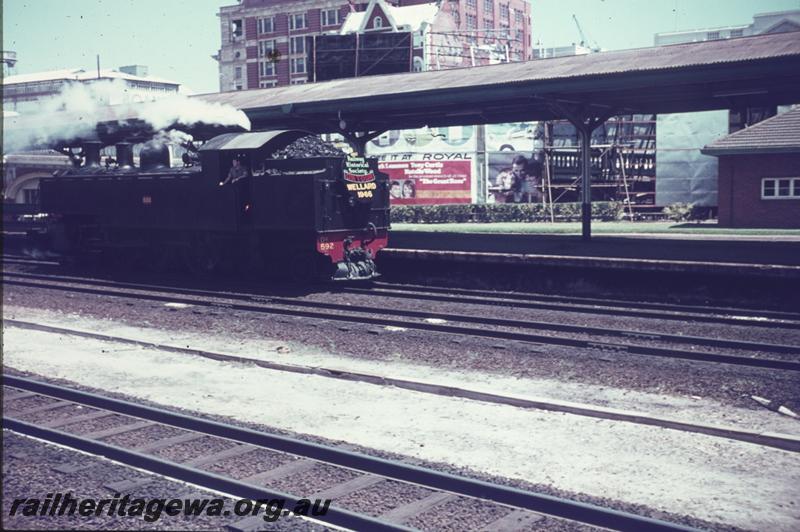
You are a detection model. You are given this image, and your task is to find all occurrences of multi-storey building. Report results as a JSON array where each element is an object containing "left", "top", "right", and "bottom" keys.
[
  {"left": 654, "top": 9, "right": 800, "bottom": 46},
  {"left": 2, "top": 66, "right": 180, "bottom": 115},
  {"left": 215, "top": 0, "right": 531, "bottom": 91}
]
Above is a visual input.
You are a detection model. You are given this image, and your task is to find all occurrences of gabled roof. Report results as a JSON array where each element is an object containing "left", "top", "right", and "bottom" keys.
[
  {"left": 702, "top": 106, "right": 800, "bottom": 156},
  {"left": 341, "top": 0, "right": 438, "bottom": 34}
]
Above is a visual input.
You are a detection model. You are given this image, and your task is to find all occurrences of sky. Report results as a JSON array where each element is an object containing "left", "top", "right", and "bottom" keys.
[{"left": 3, "top": 0, "right": 800, "bottom": 94}]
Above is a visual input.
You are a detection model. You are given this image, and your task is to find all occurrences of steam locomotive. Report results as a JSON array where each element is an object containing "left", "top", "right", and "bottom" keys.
[{"left": 36, "top": 130, "right": 390, "bottom": 281}]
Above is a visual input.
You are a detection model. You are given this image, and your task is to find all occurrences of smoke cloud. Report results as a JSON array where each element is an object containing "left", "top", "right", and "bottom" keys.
[{"left": 3, "top": 78, "right": 251, "bottom": 152}]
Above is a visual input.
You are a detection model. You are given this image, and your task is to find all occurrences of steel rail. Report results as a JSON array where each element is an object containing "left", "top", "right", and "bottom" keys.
[
  {"left": 344, "top": 285, "right": 800, "bottom": 329},
  {"left": 3, "top": 419, "right": 408, "bottom": 531},
  {"left": 7, "top": 319, "right": 800, "bottom": 453},
  {"left": 4, "top": 257, "right": 797, "bottom": 328},
  {"left": 365, "top": 281, "right": 800, "bottom": 322},
  {"left": 3, "top": 375, "right": 697, "bottom": 532},
  {"left": 3, "top": 271, "right": 798, "bottom": 357},
  {"left": 4, "top": 277, "right": 799, "bottom": 371}
]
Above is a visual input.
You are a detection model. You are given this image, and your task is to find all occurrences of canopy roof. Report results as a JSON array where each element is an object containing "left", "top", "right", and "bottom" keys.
[{"left": 196, "top": 31, "right": 800, "bottom": 132}]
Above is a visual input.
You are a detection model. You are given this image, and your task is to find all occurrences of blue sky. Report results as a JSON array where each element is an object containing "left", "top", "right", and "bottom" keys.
[{"left": 3, "top": 0, "right": 799, "bottom": 94}]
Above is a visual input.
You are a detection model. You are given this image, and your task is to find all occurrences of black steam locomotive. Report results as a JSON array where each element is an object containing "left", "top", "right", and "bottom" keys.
[{"left": 38, "top": 130, "right": 390, "bottom": 280}]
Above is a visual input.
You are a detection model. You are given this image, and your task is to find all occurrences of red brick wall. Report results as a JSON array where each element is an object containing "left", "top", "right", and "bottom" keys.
[
  {"left": 365, "top": 3, "right": 391, "bottom": 30},
  {"left": 274, "top": 13, "right": 288, "bottom": 33},
  {"left": 245, "top": 17, "right": 257, "bottom": 40},
  {"left": 718, "top": 153, "right": 800, "bottom": 228},
  {"left": 246, "top": 62, "right": 259, "bottom": 89},
  {"left": 308, "top": 9, "right": 321, "bottom": 32},
  {"left": 276, "top": 41, "right": 290, "bottom": 85}
]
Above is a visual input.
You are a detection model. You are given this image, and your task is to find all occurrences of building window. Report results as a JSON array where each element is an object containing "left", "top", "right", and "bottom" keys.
[
  {"left": 259, "top": 39, "right": 276, "bottom": 58},
  {"left": 235, "top": 84, "right": 243, "bottom": 91},
  {"left": 290, "top": 36, "right": 305, "bottom": 55},
  {"left": 231, "top": 19, "right": 243, "bottom": 40},
  {"left": 234, "top": 66, "right": 242, "bottom": 79},
  {"left": 373, "top": 16, "right": 384, "bottom": 29},
  {"left": 291, "top": 78, "right": 307, "bottom": 85},
  {"left": 499, "top": 3, "right": 509, "bottom": 19},
  {"left": 291, "top": 57, "right": 306, "bottom": 74},
  {"left": 730, "top": 29, "right": 744, "bottom": 37},
  {"left": 413, "top": 56, "right": 424, "bottom": 72},
  {"left": 466, "top": 0, "right": 477, "bottom": 8},
  {"left": 289, "top": 13, "right": 307, "bottom": 31},
  {"left": 762, "top": 177, "right": 800, "bottom": 199},
  {"left": 706, "top": 31, "right": 720, "bottom": 40},
  {"left": 466, "top": 14, "right": 477, "bottom": 30},
  {"left": 259, "top": 60, "right": 275, "bottom": 77},
  {"left": 515, "top": 9, "right": 524, "bottom": 24},
  {"left": 321, "top": 8, "right": 339, "bottom": 26},
  {"left": 257, "top": 16, "right": 274, "bottom": 34},
  {"left": 259, "top": 80, "right": 277, "bottom": 88},
  {"left": 483, "top": 0, "right": 493, "bottom": 13}
]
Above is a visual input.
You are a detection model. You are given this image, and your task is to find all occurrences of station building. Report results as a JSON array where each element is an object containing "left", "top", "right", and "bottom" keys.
[{"left": 702, "top": 106, "right": 800, "bottom": 228}]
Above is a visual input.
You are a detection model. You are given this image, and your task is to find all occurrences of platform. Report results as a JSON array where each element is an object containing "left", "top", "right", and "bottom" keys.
[{"left": 384, "top": 229, "right": 800, "bottom": 279}]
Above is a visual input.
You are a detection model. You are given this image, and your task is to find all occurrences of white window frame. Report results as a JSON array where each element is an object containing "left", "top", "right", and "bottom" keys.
[
  {"left": 291, "top": 57, "right": 306, "bottom": 74},
  {"left": 762, "top": 177, "right": 800, "bottom": 199},
  {"left": 259, "top": 39, "right": 276, "bottom": 58},
  {"left": 291, "top": 78, "right": 307, "bottom": 85},
  {"left": 321, "top": 8, "right": 339, "bottom": 27},
  {"left": 259, "top": 80, "right": 277, "bottom": 89},
  {"left": 290, "top": 35, "right": 306, "bottom": 55},
  {"left": 259, "top": 60, "right": 275, "bottom": 77},
  {"left": 373, "top": 16, "right": 384, "bottom": 29},
  {"left": 257, "top": 16, "right": 274, "bottom": 34},
  {"left": 289, "top": 13, "right": 307, "bottom": 31}
]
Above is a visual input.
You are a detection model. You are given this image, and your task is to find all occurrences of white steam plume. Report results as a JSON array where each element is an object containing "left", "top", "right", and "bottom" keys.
[{"left": 3, "top": 78, "right": 250, "bottom": 153}]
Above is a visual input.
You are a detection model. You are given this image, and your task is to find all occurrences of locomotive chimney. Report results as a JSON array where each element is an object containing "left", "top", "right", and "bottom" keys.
[
  {"left": 115, "top": 142, "right": 134, "bottom": 168},
  {"left": 82, "top": 141, "right": 103, "bottom": 167}
]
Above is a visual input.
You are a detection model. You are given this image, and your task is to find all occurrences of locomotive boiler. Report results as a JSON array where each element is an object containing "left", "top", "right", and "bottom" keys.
[{"left": 38, "top": 130, "right": 390, "bottom": 280}]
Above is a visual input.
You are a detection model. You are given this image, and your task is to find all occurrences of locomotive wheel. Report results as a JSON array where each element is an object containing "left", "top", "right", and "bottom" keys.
[
  {"left": 285, "top": 250, "right": 336, "bottom": 283},
  {"left": 183, "top": 235, "right": 224, "bottom": 276}
]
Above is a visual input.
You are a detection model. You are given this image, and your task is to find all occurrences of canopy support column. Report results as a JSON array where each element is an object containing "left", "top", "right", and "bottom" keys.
[{"left": 547, "top": 102, "right": 616, "bottom": 241}]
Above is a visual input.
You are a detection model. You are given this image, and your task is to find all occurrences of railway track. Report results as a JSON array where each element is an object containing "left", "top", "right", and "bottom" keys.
[
  {"left": 344, "top": 282, "right": 800, "bottom": 329},
  {"left": 6, "top": 319, "right": 799, "bottom": 453},
  {"left": 3, "top": 375, "right": 695, "bottom": 531},
  {"left": 3, "top": 271, "right": 800, "bottom": 371},
  {"left": 5, "top": 254, "right": 798, "bottom": 329}
]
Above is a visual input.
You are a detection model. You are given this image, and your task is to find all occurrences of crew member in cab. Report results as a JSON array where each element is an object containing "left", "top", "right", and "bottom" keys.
[{"left": 219, "top": 157, "right": 249, "bottom": 186}]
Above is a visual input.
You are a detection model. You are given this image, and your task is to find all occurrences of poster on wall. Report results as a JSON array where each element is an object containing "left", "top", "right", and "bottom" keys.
[{"left": 377, "top": 155, "right": 472, "bottom": 205}]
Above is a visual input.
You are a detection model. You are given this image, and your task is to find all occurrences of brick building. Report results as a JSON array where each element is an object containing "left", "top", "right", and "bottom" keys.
[
  {"left": 702, "top": 107, "right": 800, "bottom": 228},
  {"left": 215, "top": 0, "right": 531, "bottom": 91}
]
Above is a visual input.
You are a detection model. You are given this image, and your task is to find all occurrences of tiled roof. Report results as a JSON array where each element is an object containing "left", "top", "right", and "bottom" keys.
[{"left": 702, "top": 106, "right": 800, "bottom": 155}]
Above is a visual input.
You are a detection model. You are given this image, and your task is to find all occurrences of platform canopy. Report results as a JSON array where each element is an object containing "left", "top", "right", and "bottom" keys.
[{"left": 196, "top": 31, "right": 800, "bottom": 133}]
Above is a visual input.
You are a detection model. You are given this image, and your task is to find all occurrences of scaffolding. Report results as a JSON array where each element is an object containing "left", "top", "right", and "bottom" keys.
[{"left": 539, "top": 114, "right": 658, "bottom": 219}]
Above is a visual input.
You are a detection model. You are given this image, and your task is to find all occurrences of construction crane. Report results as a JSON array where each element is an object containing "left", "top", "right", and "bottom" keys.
[{"left": 572, "top": 14, "right": 601, "bottom": 52}]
